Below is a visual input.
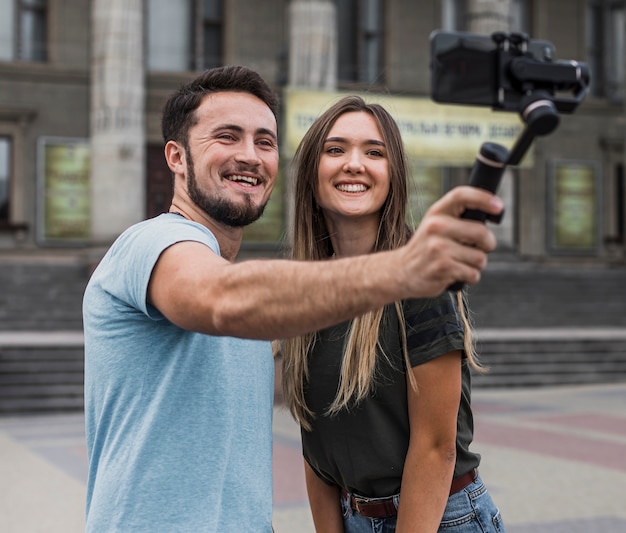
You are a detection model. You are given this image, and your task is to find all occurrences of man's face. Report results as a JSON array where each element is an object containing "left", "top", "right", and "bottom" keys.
[{"left": 183, "top": 91, "right": 279, "bottom": 227}]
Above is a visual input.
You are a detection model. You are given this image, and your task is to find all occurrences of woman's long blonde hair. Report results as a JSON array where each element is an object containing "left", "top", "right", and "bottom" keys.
[{"left": 281, "top": 96, "right": 481, "bottom": 431}]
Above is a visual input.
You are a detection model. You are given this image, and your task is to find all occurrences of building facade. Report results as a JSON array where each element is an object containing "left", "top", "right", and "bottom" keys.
[{"left": 0, "top": 0, "right": 623, "bottom": 266}]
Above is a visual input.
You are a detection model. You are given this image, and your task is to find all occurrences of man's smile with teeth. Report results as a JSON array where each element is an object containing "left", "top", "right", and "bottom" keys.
[
  {"left": 226, "top": 174, "right": 260, "bottom": 186},
  {"left": 336, "top": 183, "right": 368, "bottom": 193}
]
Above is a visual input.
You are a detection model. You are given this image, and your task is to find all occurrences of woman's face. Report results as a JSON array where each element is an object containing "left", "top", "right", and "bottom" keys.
[{"left": 316, "top": 111, "right": 390, "bottom": 223}]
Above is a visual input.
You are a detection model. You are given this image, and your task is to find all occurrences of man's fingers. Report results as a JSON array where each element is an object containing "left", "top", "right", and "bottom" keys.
[
  {"left": 419, "top": 213, "right": 497, "bottom": 254},
  {"left": 427, "top": 186, "right": 504, "bottom": 220},
  {"left": 400, "top": 186, "right": 502, "bottom": 298}
]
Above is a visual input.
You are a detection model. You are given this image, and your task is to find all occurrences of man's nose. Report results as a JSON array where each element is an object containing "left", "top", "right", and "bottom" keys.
[{"left": 235, "top": 138, "right": 261, "bottom": 165}]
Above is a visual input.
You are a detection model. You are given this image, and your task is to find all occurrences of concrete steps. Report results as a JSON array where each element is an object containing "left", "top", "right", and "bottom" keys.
[
  {"left": 472, "top": 328, "right": 626, "bottom": 388},
  {"left": 0, "top": 332, "right": 84, "bottom": 413},
  {"left": 0, "top": 261, "right": 88, "bottom": 331},
  {"left": 467, "top": 263, "right": 626, "bottom": 328},
  {"left": 0, "top": 260, "right": 89, "bottom": 412},
  {"left": 3, "top": 331, "right": 625, "bottom": 412},
  {"left": 0, "top": 260, "right": 625, "bottom": 412}
]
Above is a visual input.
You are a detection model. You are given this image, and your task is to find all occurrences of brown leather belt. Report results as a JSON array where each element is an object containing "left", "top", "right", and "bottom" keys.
[
  {"left": 342, "top": 468, "right": 478, "bottom": 519},
  {"left": 449, "top": 468, "right": 478, "bottom": 495},
  {"left": 341, "top": 489, "right": 398, "bottom": 519}
]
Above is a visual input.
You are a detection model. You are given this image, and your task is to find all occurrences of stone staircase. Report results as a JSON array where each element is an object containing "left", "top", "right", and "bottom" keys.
[
  {"left": 0, "top": 256, "right": 625, "bottom": 413},
  {"left": 0, "top": 257, "right": 88, "bottom": 413},
  {"left": 472, "top": 328, "right": 626, "bottom": 388},
  {"left": 466, "top": 262, "right": 626, "bottom": 329},
  {"left": 467, "top": 262, "right": 626, "bottom": 388},
  {"left": 0, "top": 332, "right": 84, "bottom": 413},
  {"left": 0, "top": 259, "right": 88, "bottom": 331}
]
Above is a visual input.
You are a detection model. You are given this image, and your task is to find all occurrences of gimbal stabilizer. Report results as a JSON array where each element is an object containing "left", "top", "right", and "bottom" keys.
[{"left": 430, "top": 31, "right": 590, "bottom": 290}]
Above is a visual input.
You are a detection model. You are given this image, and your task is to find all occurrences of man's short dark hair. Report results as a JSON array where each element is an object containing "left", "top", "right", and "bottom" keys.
[{"left": 161, "top": 66, "right": 279, "bottom": 146}]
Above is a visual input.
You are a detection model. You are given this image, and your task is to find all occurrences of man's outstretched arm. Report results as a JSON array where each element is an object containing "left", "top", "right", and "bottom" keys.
[{"left": 148, "top": 186, "right": 503, "bottom": 340}]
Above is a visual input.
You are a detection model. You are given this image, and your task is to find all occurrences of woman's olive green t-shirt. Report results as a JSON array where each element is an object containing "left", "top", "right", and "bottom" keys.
[{"left": 301, "top": 292, "right": 480, "bottom": 498}]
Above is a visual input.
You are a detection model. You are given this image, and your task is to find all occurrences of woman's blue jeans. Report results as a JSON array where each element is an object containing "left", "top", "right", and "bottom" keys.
[{"left": 341, "top": 475, "right": 505, "bottom": 533}]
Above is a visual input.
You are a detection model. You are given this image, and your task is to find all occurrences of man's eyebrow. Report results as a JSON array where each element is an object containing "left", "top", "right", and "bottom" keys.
[
  {"left": 213, "top": 124, "right": 243, "bottom": 134},
  {"left": 257, "top": 127, "right": 278, "bottom": 142},
  {"left": 213, "top": 124, "right": 277, "bottom": 141},
  {"left": 324, "top": 136, "right": 385, "bottom": 146}
]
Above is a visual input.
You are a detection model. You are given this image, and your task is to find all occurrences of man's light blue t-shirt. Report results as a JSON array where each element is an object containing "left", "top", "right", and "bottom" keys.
[{"left": 83, "top": 214, "right": 274, "bottom": 532}]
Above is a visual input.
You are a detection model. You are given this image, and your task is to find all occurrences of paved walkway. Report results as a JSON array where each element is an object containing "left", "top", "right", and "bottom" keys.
[{"left": 0, "top": 383, "right": 625, "bottom": 532}]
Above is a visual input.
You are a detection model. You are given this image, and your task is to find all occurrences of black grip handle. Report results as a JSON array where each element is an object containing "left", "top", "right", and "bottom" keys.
[{"left": 448, "top": 142, "right": 509, "bottom": 292}]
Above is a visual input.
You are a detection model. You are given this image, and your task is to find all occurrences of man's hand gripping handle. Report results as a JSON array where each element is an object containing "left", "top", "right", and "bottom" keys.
[{"left": 448, "top": 142, "right": 509, "bottom": 292}]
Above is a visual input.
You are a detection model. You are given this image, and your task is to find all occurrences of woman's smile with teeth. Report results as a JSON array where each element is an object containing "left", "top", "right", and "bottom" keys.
[{"left": 336, "top": 183, "right": 368, "bottom": 193}]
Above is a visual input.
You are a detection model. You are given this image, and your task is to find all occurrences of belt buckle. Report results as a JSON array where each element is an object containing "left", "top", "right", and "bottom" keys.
[{"left": 352, "top": 495, "right": 371, "bottom": 513}]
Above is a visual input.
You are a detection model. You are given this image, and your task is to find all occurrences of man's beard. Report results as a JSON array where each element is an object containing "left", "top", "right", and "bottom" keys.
[{"left": 186, "top": 147, "right": 267, "bottom": 228}]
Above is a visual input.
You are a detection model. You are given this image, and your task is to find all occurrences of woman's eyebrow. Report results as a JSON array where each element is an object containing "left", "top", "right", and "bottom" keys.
[{"left": 324, "top": 136, "right": 385, "bottom": 146}]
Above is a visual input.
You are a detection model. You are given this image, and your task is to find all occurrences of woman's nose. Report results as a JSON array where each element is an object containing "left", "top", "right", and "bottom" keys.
[{"left": 343, "top": 151, "right": 364, "bottom": 173}]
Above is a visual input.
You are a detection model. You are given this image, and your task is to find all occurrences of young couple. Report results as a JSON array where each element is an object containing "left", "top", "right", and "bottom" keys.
[{"left": 83, "top": 66, "right": 504, "bottom": 532}]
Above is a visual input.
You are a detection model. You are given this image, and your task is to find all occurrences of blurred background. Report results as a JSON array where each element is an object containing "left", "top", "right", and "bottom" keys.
[
  {"left": 0, "top": 0, "right": 624, "bottom": 422},
  {"left": 0, "top": 2, "right": 625, "bottom": 532}
]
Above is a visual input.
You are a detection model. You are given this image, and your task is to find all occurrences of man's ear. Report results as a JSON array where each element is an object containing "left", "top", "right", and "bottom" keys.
[{"left": 164, "top": 141, "right": 186, "bottom": 174}]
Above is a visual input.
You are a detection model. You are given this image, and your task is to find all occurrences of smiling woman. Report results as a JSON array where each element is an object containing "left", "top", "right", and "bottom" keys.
[
  {"left": 281, "top": 95, "right": 505, "bottom": 533},
  {"left": 316, "top": 111, "right": 390, "bottom": 234}
]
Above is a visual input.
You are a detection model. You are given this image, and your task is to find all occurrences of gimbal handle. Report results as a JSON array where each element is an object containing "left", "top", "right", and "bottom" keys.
[
  {"left": 448, "top": 142, "right": 509, "bottom": 292},
  {"left": 448, "top": 91, "right": 561, "bottom": 292}
]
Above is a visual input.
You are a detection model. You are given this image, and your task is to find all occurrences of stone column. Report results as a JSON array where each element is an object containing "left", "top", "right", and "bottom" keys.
[
  {"left": 90, "top": 0, "right": 145, "bottom": 243},
  {"left": 285, "top": 0, "right": 338, "bottom": 240},
  {"left": 466, "top": 0, "right": 516, "bottom": 250},
  {"left": 288, "top": 0, "right": 337, "bottom": 89},
  {"left": 466, "top": 0, "right": 511, "bottom": 34}
]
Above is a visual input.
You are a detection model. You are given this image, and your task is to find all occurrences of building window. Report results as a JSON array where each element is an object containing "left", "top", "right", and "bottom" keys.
[
  {"left": 0, "top": 0, "right": 47, "bottom": 62},
  {"left": 614, "top": 163, "right": 625, "bottom": 244},
  {"left": 0, "top": 136, "right": 11, "bottom": 224},
  {"left": 588, "top": 0, "right": 625, "bottom": 103},
  {"left": 146, "top": 0, "right": 192, "bottom": 71},
  {"left": 442, "top": 0, "right": 466, "bottom": 30},
  {"left": 510, "top": 0, "right": 531, "bottom": 32},
  {"left": 201, "top": 0, "right": 223, "bottom": 70},
  {"left": 147, "top": 0, "right": 223, "bottom": 72},
  {"left": 337, "top": 0, "right": 384, "bottom": 85},
  {"left": 0, "top": 0, "right": 15, "bottom": 61},
  {"left": 18, "top": 0, "right": 46, "bottom": 61}
]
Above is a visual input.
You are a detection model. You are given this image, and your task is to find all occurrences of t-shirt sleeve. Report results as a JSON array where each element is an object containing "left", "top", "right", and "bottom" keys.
[
  {"left": 403, "top": 292, "right": 466, "bottom": 367},
  {"left": 91, "top": 216, "right": 220, "bottom": 320}
]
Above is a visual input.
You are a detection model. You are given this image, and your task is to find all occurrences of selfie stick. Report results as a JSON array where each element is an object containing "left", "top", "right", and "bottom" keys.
[{"left": 447, "top": 93, "right": 561, "bottom": 292}]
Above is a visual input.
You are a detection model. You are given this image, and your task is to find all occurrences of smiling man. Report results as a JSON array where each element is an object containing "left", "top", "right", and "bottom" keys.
[{"left": 82, "top": 66, "right": 503, "bottom": 533}]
